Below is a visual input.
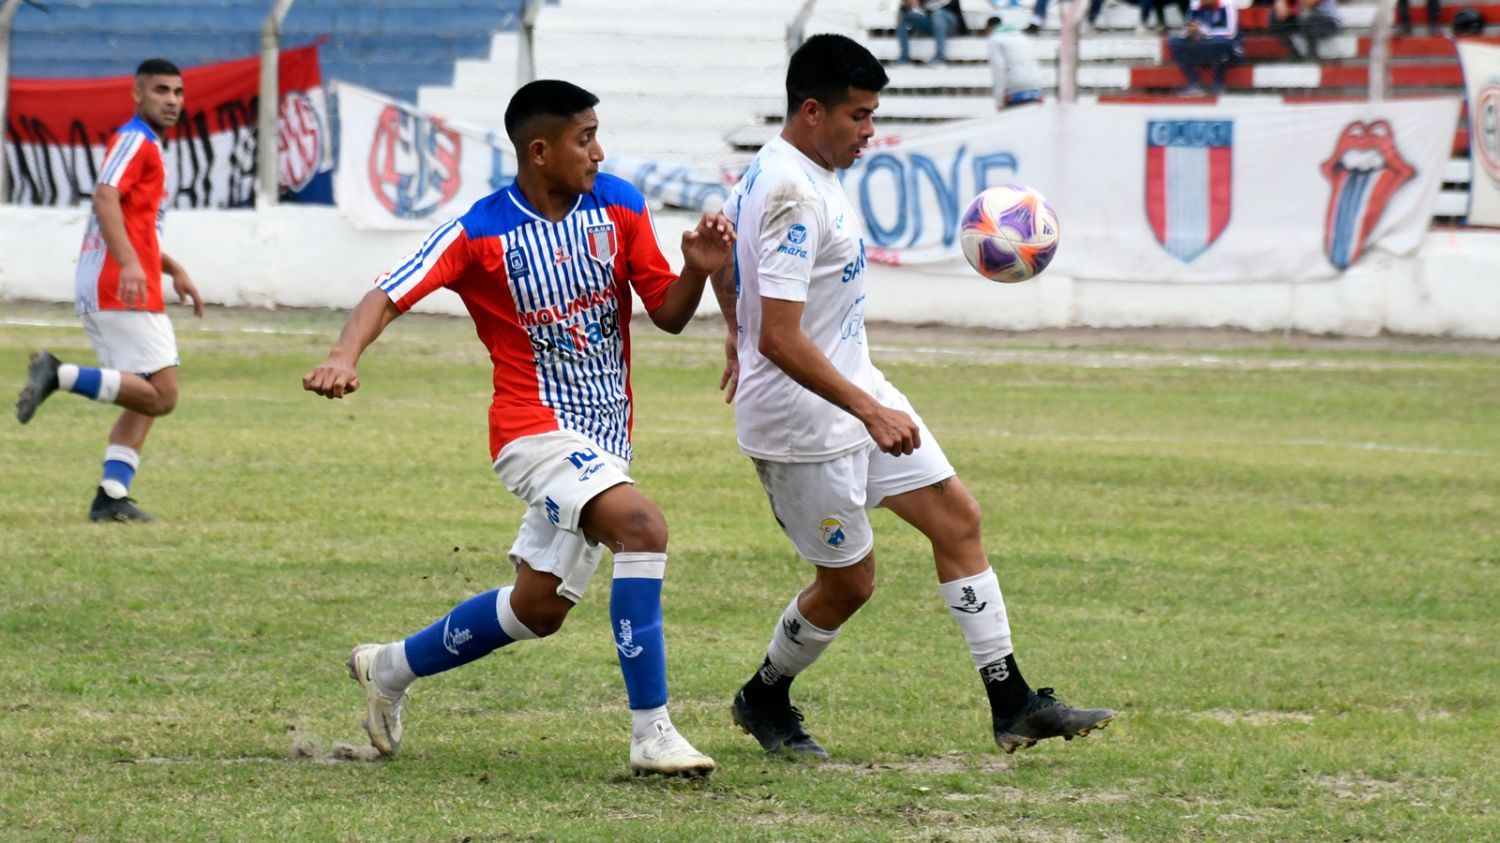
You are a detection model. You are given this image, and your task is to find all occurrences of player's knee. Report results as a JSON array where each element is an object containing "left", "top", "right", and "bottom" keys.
[
  {"left": 608, "top": 503, "right": 668, "bottom": 553},
  {"left": 513, "top": 599, "right": 572, "bottom": 638},
  {"left": 152, "top": 393, "right": 178, "bottom": 416},
  {"left": 830, "top": 573, "right": 876, "bottom": 615}
]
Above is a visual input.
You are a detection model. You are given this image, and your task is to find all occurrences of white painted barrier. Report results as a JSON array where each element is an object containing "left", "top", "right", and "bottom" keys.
[{"left": 1, "top": 205, "right": 1497, "bottom": 338}]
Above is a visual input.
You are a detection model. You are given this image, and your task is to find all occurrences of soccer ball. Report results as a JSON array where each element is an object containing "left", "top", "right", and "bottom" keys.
[{"left": 958, "top": 185, "right": 1060, "bottom": 284}]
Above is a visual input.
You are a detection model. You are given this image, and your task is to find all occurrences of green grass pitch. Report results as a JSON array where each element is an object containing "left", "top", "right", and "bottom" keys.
[{"left": 2, "top": 302, "right": 1497, "bottom": 841}]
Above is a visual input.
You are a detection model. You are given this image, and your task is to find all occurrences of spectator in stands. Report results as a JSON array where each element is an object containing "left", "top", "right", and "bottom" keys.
[
  {"left": 1167, "top": 0, "right": 1243, "bottom": 94},
  {"left": 1137, "top": 0, "right": 1191, "bottom": 32},
  {"left": 1269, "top": 0, "right": 1341, "bottom": 59},
  {"left": 1395, "top": 0, "right": 1442, "bottom": 35},
  {"left": 983, "top": 16, "right": 1044, "bottom": 107},
  {"left": 897, "top": 0, "right": 960, "bottom": 65}
]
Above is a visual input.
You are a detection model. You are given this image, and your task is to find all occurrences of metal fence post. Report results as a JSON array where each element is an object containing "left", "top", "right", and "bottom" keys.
[
  {"left": 0, "top": 0, "right": 28, "bottom": 205},
  {"left": 256, "top": 0, "right": 296, "bottom": 208},
  {"left": 1058, "top": 0, "right": 1086, "bottom": 103},
  {"left": 1368, "top": 0, "right": 1398, "bottom": 101},
  {"left": 518, "top": 0, "right": 546, "bottom": 86}
]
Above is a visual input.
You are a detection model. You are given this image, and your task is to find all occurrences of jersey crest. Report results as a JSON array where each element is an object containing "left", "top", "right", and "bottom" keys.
[{"left": 585, "top": 222, "right": 617, "bottom": 267}]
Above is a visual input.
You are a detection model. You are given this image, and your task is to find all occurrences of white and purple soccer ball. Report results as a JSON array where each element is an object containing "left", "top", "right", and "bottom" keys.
[{"left": 958, "top": 185, "right": 1060, "bottom": 284}]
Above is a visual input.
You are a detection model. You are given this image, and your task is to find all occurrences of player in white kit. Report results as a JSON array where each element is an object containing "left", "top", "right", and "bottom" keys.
[{"left": 711, "top": 34, "right": 1114, "bottom": 757}]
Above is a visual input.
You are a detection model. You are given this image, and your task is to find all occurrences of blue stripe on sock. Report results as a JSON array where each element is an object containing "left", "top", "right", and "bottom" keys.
[
  {"left": 70, "top": 367, "right": 103, "bottom": 399},
  {"left": 610, "top": 577, "right": 668, "bottom": 710},
  {"left": 404, "top": 589, "right": 515, "bottom": 677},
  {"left": 102, "top": 459, "right": 136, "bottom": 491}
]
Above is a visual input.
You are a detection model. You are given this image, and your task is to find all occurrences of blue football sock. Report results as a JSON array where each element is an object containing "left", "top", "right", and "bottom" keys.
[
  {"left": 100, "top": 444, "right": 140, "bottom": 500},
  {"left": 610, "top": 552, "right": 669, "bottom": 710},
  {"left": 403, "top": 587, "right": 515, "bottom": 677}
]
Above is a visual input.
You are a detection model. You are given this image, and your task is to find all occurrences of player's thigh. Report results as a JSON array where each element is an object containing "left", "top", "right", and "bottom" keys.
[
  {"left": 866, "top": 381, "right": 956, "bottom": 509},
  {"left": 753, "top": 450, "right": 874, "bottom": 567},
  {"left": 495, "top": 431, "right": 633, "bottom": 603},
  {"left": 80, "top": 311, "right": 179, "bottom": 377}
]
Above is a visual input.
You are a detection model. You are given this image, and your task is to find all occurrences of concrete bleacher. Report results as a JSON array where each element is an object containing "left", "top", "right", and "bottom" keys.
[{"left": 8, "top": 0, "right": 526, "bottom": 104}]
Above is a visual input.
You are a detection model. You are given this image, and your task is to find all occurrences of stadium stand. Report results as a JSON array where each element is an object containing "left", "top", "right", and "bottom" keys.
[{"left": 7, "top": 0, "right": 528, "bottom": 104}]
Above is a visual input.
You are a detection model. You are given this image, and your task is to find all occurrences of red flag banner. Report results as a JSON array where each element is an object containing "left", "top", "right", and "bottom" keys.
[{"left": 4, "top": 42, "right": 331, "bottom": 208}]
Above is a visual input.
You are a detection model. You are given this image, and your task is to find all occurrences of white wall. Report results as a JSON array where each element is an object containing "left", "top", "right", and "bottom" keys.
[{"left": 2, "top": 205, "right": 1497, "bottom": 338}]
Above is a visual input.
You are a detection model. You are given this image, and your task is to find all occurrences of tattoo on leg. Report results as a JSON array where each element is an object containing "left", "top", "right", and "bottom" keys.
[{"left": 930, "top": 478, "right": 951, "bottom": 494}]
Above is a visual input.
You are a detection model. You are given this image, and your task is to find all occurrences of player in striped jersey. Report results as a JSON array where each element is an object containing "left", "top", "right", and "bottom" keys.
[
  {"left": 16, "top": 59, "right": 202, "bottom": 523},
  {"left": 302, "top": 80, "right": 733, "bottom": 777}
]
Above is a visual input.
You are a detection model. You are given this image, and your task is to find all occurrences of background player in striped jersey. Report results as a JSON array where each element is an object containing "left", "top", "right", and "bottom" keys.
[
  {"left": 16, "top": 58, "right": 203, "bottom": 523},
  {"left": 711, "top": 34, "right": 1114, "bottom": 758},
  {"left": 302, "top": 80, "right": 732, "bottom": 778}
]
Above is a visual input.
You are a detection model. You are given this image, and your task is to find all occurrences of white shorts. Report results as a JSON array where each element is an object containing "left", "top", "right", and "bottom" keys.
[
  {"left": 80, "top": 310, "right": 179, "bottom": 376},
  {"left": 752, "top": 382, "right": 955, "bottom": 567},
  {"left": 494, "top": 430, "right": 634, "bottom": 603}
]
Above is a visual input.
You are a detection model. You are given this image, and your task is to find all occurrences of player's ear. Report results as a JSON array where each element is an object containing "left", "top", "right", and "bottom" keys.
[
  {"left": 526, "top": 136, "right": 548, "bottom": 167},
  {"left": 799, "top": 97, "right": 824, "bottom": 128}
]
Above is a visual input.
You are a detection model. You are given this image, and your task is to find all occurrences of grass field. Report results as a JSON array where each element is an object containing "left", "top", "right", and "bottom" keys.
[{"left": 2, "top": 301, "right": 1497, "bottom": 842}]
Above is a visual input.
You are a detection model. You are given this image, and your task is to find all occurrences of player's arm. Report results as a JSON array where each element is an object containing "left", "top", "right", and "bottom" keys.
[
  {"left": 759, "top": 297, "right": 919, "bottom": 456},
  {"left": 646, "top": 211, "right": 735, "bottom": 334},
  {"left": 709, "top": 259, "right": 739, "bottom": 403},
  {"left": 92, "top": 184, "right": 148, "bottom": 309},
  {"left": 302, "top": 289, "right": 401, "bottom": 399},
  {"left": 160, "top": 252, "right": 203, "bottom": 317}
]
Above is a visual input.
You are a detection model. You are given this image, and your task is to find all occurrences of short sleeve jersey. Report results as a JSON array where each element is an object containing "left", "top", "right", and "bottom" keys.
[
  {"left": 75, "top": 116, "right": 168, "bottom": 314},
  {"left": 377, "top": 173, "right": 675, "bottom": 462},
  {"left": 724, "top": 137, "right": 878, "bottom": 462}
]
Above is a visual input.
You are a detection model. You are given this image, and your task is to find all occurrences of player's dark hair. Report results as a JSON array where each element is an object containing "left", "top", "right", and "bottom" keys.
[
  {"left": 504, "top": 79, "right": 600, "bottom": 146},
  {"left": 135, "top": 58, "right": 181, "bottom": 78},
  {"left": 785, "top": 34, "right": 888, "bottom": 116},
  {"left": 986, "top": 16, "right": 1003, "bottom": 29}
]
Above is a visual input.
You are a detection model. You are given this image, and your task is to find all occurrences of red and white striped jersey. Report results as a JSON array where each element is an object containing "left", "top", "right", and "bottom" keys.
[
  {"left": 75, "top": 115, "right": 169, "bottom": 314},
  {"left": 377, "top": 173, "right": 676, "bottom": 462}
]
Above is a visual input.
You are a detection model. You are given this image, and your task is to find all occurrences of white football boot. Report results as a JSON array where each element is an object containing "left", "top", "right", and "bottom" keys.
[
  {"left": 629, "top": 719, "right": 716, "bottom": 778},
  {"left": 346, "top": 644, "right": 406, "bottom": 757}
]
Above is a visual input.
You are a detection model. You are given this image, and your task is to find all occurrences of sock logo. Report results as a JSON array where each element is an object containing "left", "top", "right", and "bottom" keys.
[
  {"left": 442, "top": 615, "right": 473, "bottom": 656},
  {"left": 615, "top": 619, "right": 644, "bottom": 659},
  {"left": 981, "top": 659, "right": 1011, "bottom": 684},
  {"left": 781, "top": 617, "right": 804, "bottom": 646},
  {"left": 951, "top": 585, "right": 988, "bottom": 615},
  {"left": 758, "top": 660, "right": 785, "bottom": 685}
]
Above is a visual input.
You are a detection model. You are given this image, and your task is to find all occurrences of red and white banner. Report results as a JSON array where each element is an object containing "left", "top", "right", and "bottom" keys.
[
  {"left": 1457, "top": 41, "right": 1500, "bottom": 226},
  {"left": 334, "top": 82, "right": 740, "bottom": 230},
  {"left": 4, "top": 43, "right": 332, "bottom": 208}
]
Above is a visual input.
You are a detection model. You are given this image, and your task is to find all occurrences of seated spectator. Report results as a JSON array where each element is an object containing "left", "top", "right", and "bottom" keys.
[
  {"left": 1395, "top": 0, "right": 1441, "bottom": 35},
  {"left": 897, "top": 0, "right": 960, "bottom": 65},
  {"left": 1270, "top": 0, "right": 1340, "bottom": 59},
  {"left": 1167, "top": 0, "right": 1243, "bottom": 94},
  {"left": 982, "top": 15, "right": 1045, "bottom": 108}
]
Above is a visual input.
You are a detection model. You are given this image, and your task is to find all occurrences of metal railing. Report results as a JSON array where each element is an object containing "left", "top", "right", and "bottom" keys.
[
  {"left": 256, "top": 0, "right": 296, "bottom": 208},
  {"left": 0, "top": 0, "right": 31, "bottom": 205}
]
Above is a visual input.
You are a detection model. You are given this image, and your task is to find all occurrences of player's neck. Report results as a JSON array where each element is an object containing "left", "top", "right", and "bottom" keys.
[
  {"left": 779, "top": 128, "right": 834, "bottom": 173},
  {"left": 514, "top": 172, "right": 579, "bottom": 223},
  {"left": 137, "top": 110, "right": 166, "bottom": 137}
]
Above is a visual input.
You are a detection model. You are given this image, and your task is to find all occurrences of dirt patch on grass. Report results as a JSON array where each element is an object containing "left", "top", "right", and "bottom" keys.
[
  {"left": 1196, "top": 709, "right": 1317, "bottom": 726},
  {"left": 286, "top": 726, "right": 383, "bottom": 762},
  {"left": 829, "top": 754, "right": 1015, "bottom": 776}
]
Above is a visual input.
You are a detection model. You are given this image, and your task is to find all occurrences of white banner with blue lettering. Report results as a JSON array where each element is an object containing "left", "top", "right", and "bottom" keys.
[
  {"left": 1457, "top": 41, "right": 1500, "bottom": 226},
  {"left": 846, "top": 99, "right": 1459, "bottom": 281},
  {"left": 333, "top": 82, "right": 739, "bottom": 230}
]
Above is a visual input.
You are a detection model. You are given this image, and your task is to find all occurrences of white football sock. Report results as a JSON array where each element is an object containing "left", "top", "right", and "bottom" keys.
[
  {"left": 764, "top": 595, "right": 840, "bottom": 681},
  {"left": 631, "top": 705, "right": 671, "bottom": 739},
  {"left": 375, "top": 640, "right": 417, "bottom": 698},
  {"left": 96, "top": 369, "right": 122, "bottom": 404},
  {"left": 941, "top": 568, "right": 1014, "bottom": 670}
]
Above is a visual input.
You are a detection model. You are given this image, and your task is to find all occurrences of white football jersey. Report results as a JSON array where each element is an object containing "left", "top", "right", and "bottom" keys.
[{"left": 725, "top": 136, "right": 881, "bottom": 462}]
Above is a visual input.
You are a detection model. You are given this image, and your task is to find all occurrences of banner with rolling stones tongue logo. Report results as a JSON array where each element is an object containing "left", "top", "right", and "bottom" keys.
[
  {"left": 1457, "top": 41, "right": 1500, "bottom": 226},
  {"left": 843, "top": 99, "right": 1458, "bottom": 281},
  {"left": 4, "top": 42, "right": 331, "bottom": 207}
]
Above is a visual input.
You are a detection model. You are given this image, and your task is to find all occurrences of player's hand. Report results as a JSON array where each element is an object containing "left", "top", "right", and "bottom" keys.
[
  {"left": 170, "top": 267, "right": 204, "bottom": 318},
  {"left": 719, "top": 332, "right": 739, "bottom": 404},
  {"left": 681, "top": 212, "right": 736, "bottom": 274},
  {"left": 118, "top": 262, "right": 149, "bottom": 309},
  {"left": 864, "top": 405, "right": 921, "bottom": 457},
  {"left": 302, "top": 358, "right": 361, "bottom": 399}
]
